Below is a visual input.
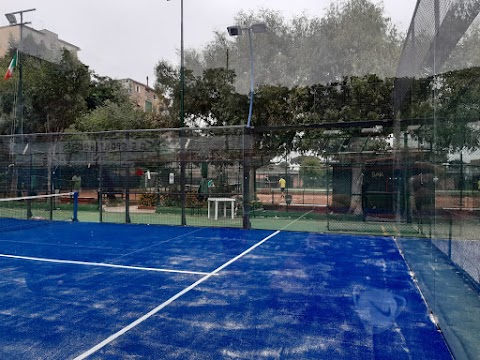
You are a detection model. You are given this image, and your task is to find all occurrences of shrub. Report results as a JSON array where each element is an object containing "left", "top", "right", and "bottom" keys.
[
  {"left": 139, "top": 193, "right": 158, "bottom": 207},
  {"left": 186, "top": 191, "right": 203, "bottom": 208},
  {"left": 158, "top": 193, "right": 181, "bottom": 207}
]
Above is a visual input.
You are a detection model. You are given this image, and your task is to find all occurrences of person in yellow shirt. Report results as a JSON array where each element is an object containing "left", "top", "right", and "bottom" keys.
[{"left": 278, "top": 177, "right": 286, "bottom": 198}]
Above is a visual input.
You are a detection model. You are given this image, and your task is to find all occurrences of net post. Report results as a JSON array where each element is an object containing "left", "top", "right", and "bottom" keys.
[
  {"left": 124, "top": 133, "right": 131, "bottom": 224},
  {"left": 49, "top": 195, "right": 53, "bottom": 221},
  {"left": 72, "top": 191, "right": 79, "bottom": 222},
  {"left": 98, "top": 135, "right": 104, "bottom": 223},
  {"left": 180, "top": 129, "right": 187, "bottom": 226},
  {"left": 26, "top": 198, "right": 32, "bottom": 219},
  {"left": 125, "top": 170, "right": 131, "bottom": 224}
]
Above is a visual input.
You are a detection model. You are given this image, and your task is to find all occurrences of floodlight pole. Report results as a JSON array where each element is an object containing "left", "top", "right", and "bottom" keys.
[
  {"left": 18, "top": 17, "right": 25, "bottom": 135},
  {"left": 180, "top": 0, "right": 185, "bottom": 128},
  {"left": 227, "top": 23, "right": 267, "bottom": 127},
  {"left": 243, "top": 28, "right": 255, "bottom": 229},
  {"left": 227, "top": 23, "right": 267, "bottom": 229},
  {"left": 179, "top": 0, "right": 187, "bottom": 226},
  {"left": 5, "top": 8, "right": 35, "bottom": 135},
  {"left": 167, "top": 0, "right": 186, "bottom": 225},
  {"left": 247, "top": 28, "right": 255, "bottom": 128}
]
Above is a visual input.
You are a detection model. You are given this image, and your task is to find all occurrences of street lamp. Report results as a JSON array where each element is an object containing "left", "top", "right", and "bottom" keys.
[
  {"left": 167, "top": 0, "right": 185, "bottom": 128},
  {"left": 167, "top": 0, "right": 186, "bottom": 225},
  {"left": 227, "top": 23, "right": 267, "bottom": 229},
  {"left": 4, "top": 8, "right": 36, "bottom": 135},
  {"left": 227, "top": 23, "right": 267, "bottom": 128}
]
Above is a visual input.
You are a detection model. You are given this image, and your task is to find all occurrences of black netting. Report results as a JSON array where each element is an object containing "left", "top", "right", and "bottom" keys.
[{"left": 394, "top": 0, "right": 480, "bottom": 113}]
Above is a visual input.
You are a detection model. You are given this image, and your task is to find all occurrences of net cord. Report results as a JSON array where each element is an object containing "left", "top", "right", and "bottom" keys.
[{"left": 0, "top": 192, "right": 76, "bottom": 202}]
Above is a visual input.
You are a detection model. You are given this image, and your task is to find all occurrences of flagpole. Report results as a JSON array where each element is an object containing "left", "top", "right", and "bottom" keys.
[{"left": 18, "top": 46, "right": 23, "bottom": 135}]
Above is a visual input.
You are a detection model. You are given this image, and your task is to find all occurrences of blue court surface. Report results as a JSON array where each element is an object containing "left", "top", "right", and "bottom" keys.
[{"left": 0, "top": 221, "right": 452, "bottom": 359}]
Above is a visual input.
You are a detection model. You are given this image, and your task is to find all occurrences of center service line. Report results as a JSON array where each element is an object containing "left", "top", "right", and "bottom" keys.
[{"left": 73, "top": 230, "right": 281, "bottom": 360}]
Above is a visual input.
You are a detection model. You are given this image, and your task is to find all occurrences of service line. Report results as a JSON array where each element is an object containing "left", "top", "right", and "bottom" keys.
[
  {"left": 73, "top": 230, "right": 281, "bottom": 360},
  {"left": 0, "top": 253, "right": 212, "bottom": 276}
]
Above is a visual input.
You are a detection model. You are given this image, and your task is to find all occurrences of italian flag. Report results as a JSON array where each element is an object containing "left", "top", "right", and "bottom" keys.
[{"left": 4, "top": 51, "right": 18, "bottom": 80}]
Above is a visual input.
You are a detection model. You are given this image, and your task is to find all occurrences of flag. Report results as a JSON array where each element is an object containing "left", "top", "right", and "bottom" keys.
[{"left": 4, "top": 51, "right": 18, "bottom": 80}]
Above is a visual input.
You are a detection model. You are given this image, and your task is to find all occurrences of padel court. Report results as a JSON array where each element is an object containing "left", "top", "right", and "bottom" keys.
[{"left": 0, "top": 221, "right": 451, "bottom": 359}]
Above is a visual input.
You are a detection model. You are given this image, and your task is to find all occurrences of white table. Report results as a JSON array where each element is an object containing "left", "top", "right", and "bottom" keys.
[{"left": 208, "top": 197, "right": 236, "bottom": 220}]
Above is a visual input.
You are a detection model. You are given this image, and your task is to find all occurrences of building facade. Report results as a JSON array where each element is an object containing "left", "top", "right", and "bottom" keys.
[
  {"left": 0, "top": 25, "right": 80, "bottom": 63},
  {"left": 120, "top": 78, "right": 163, "bottom": 114}
]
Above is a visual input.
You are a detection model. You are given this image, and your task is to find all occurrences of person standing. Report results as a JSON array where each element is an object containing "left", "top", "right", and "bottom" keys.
[
  {"left": 72, "top": 174, "right": 82, "bottom": 193},
  {"left": 278, "top": 177, "right": 286, "bottom": 199}
]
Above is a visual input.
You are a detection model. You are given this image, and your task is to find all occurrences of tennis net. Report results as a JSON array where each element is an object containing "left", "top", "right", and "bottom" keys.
[{"left": 0, "top": 192, "right": 78, "bottom": 233}]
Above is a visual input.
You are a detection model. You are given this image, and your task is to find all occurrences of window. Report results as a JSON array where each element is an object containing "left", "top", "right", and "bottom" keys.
[{"left": 145, "top": 100, "right": 152, "bottom": 112}]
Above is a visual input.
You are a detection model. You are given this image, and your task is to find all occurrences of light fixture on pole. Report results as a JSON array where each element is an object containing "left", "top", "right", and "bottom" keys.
[
  {"left": 5, "top": 13, "right": 17, "bottom": 25},
  {"left": 227, "top": 23, "right": 267, "bottom": 128}
]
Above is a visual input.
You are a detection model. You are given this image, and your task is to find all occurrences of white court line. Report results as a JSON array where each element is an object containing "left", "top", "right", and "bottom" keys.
[
  {"left": 0, "top": 254, "right": 212, "bottom": 276},
  {"left": 73, "top": 230, "right": 281, "bottom": 360},
  {"left": 279, "top": 210, "right": 314, "bottom": 231}
]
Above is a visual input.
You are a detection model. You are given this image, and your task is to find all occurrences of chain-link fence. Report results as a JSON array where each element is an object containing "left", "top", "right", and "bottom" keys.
[
  {"left": 1, "top": 124, "right": 479, "bottom": 239},
  {"left": 0, "top": 127, "right": 248, "bottom": 228}
]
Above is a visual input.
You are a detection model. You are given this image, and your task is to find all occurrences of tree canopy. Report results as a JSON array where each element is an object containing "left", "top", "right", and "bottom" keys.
[
  {"left": 181, "top": 0, "right": 403, "bottom": 93},
  {"left": 24, "top": 50, "right": 91, "bottom": 133},
  {"left": 0, "top": 50, "right": 164, "bottom": 134}
]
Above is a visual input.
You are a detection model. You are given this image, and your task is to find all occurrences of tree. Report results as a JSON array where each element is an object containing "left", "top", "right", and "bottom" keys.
[
  {"left": 154, "top": 60, "right": 247, "bottom": 127},
  {"left": 252, "top": 84, "right": 297, "bottom": 162},
  {"left": 317, "top": 0, "right": 402, "bottom": 81},
  {"left": 154, "top": 60, "right": 193, "bottom": 127},
  {"left": 86, "top": 74, "right": 130, "bottom": 110},
  {"left": 24, "top": 50, "right": 90, "bottom": 133},
  {"left": 299, "top": 157, "right": 325, "bottom": 187},
  {"left": 0, "top": 52, "right": 17, "bottom": 134},
  {"left": 184, "top": 2, "right": 402, "bottom": 92},
  {"left": 400, "top": 66, "right": 480, "bottom": 154},
  {"left": 75, "top": 100, "right": 149, "bottom": 132},
  {"left": 426, "top": 67, "right": 480, "bottom": 156},
  {"left": 155, "top": 2, "right": 402, "bottom": 129}
]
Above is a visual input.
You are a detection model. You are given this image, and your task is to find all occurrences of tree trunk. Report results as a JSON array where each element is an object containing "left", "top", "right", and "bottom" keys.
[{"left": 349, "top": 162, "right": 363, "bottom": 215}]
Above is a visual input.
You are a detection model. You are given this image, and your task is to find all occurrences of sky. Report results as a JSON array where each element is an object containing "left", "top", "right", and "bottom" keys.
[{"left": 3, "top": 0, "right": 418, "bottom": 85}]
